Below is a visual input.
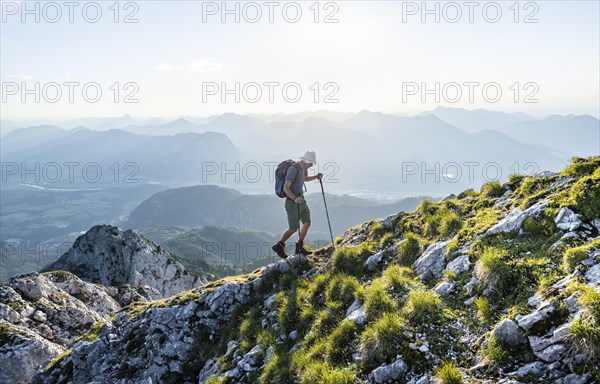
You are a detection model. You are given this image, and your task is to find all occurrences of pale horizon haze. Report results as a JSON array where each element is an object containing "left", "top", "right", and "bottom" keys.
[{"left": 1, "top": 0, "right": 599, "bottom": 119}]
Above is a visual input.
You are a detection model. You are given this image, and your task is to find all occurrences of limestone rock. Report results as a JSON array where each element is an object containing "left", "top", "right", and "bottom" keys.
[
  {"left": 554, "top": 207, "right": 582, "bottom": 232},
  {"left": 0, "top": 321, "right": 65, "bottom": 384},
  {"left": 517, "top": 301, "right": 556, "bottom": 332},
  {"left": 585, "top": 264, "right": 600, "bottom": 285},
  {"left": 365, "top": 251, "right": 384, "bottom": 271},
  {"left": 486, "top": 200, "right": 547, "bottom": 235},
  {"left": 198, "top": 358, "right": 220, "bottom": 384},
  {"left": 507, "top": 361, "right": 545, "bottom": 378},
  {"left": 533, "top": 343, "right": 567, "bottom": 362},
  {"left": 446, "top": 255, "right": 471, "bottom": 275},
  {"left": 434, "top": 280, "right": 456, "bottom": 296},
  {"left": 491, "top": 318, "right": 527, "bottom": 348},
  {"left": 237, "top": 345, "right": 263, "bottom": 372},
  {"left": 413, "top": 241, "right": 449, "bottom": 280},
  {"left": 557, "top": 373, "right": 592, "bottom": 384},
  {"left": 344, "top": 300, "right": 366, "bottom": 325},
  {"left": 42, "top": 224, "right": 205, "bottom": 298},
  {"left": 1, "top": 272, "right": 119, "bottom": 346},
  {"left": 369, "top": 357, "right": 408, "bottom": 383}
]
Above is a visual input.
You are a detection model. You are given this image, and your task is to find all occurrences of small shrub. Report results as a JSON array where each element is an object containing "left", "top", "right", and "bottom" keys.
[
  {"left": 567, "top": 285, "right": 600, "bottom": 363},
  {"left": 481, "top": 181, "right": 505, "bottom": 198},
  {"left": 364, "top": 279, "right": 397, "bottom": 322},
  {"left": 567, "top": 170, "right": 600, "bottom": 220},
  {"left": 359, "top": 312, "right": 405, "bottom": 366},
  {"left": 446, "top": 240, "right": 459, "bottom": 257},
  {"left": 326, "top": 274, "right": 361, "bottom": 309},
  {"left": 522, "top": 214, "right": 557, "bottom": 237},
  {"left": 310, "top": 308, "right": 344, "bottom": 337},
  {"left": 300, "top": 361, "right": 356, "bottom": 384},
  {"left": 205, "top": 377, "right": 227, "bottom": 384},
  {"left": 382, "top": 264, "right": 414, "bottom": 295},
  {"left": 507, "top": 173, "right": 525, "bottom": 190},
  {"left": 444, "top": 270, "right": 458, "bottom": 281},
  {"left": 485, "top": 334, "right": 508, "bottom": 365},
  {"left": 396, "top": 233, "right": 421, "bottom": 265},
  {"left": 332, "top": 243, "right": 372, "bottom": 277},
  {"left": 379, "top": 232, "right": 396, "bottom": 248},
  {"left": 417, "top": 199, "right": 437, "bottom": 216},
  {"left": 257, "top": 329, "right": 276, "bottom": 350},
  {"left": 579, "top": 285, "right": 600, "bottom": 319},
  {"left": 474, "top": 247, "right": 512, "bottom": 295},
  {"left": 457, "top": 209, "right": 500, "bottom": 243},
  {"left": 518, "top": 177, "right": 545, "bottom": 196},
  {"left": 404, "top": 289, "right": 444, "bottom": 323},
  {"left": 439, "top": 211, "right": 463, "bottom": 237},
  {"left": 259, "top": 353, "right": 294, "bottom": 384},
  {"left": 563, "top": 239, "right": 600, "bottom": 271},
  {"left": 240, "top": 307, "right": 262, "bottom": 351},
  {"left": 568, "top": 315, "right": 600, "bottom": 365},
  {"left": 307, "top": 274, "right": 329, "bottom": 306},
  {"left": 475, "top": 296, "right": 492, "bottom": 324},
  {"left": 278, "top": 286, "right": 302, "bottom": 335},
  {"left": 562, "top": 156, "right": 600, "bottom": 177},
  {"left": 370, "top": 222, "right": 387, "bottom": 239},
  {"left": 327, "top": 320, "right": 358, "bottom": 364},
  {"left": 457, "top": 189, "right": 477, "bottom": 199},
  {"left": 435, "top": 361, "right": 464, "bottom": 384}
]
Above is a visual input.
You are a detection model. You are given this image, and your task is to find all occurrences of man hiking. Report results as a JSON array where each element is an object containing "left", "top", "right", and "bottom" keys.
[{"left": 272, "top": 151, "right": 323, "bottom": 258}]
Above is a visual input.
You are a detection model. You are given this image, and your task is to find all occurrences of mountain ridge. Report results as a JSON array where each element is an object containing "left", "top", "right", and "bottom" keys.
[{"left": 1, "top": 156, "right": 598, "bottom": 384}]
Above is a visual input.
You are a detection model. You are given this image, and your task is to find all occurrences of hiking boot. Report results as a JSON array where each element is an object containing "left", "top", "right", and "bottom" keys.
[
  {"left": 272, "top": 242, "right": 287, "bottom": 259},
  {"left": 295, "top": 242, "right": 311, "bottom": 256}
]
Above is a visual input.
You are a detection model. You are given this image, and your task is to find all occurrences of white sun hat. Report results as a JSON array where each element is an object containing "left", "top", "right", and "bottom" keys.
[{"left": 299, "top": 151, "right": 317, "bottom": 164}]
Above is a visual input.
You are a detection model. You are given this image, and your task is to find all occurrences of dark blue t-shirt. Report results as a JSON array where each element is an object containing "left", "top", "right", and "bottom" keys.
[{"left": 285, "top": 165, "right": 306, "bottom": 197}]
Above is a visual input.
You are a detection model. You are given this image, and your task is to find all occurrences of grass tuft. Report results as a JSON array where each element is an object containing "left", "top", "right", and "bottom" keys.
[
  {"left": 475, "top": 296, "right": 493, "bottom": 324},
  {"left": 404, "top": 289, "right": 444, "bottom": 324},
  {"left": 481, "top": 181, "right": 505, "bottom": 198},
  {"left": 325, "top": 274, "right": 362, "bottom": 309},
  {"left": 364, "top": 279, "right": 397, "bottom": 322},
  {"left": 435, "top": 361, "right": 464, "bottom": 384},
  {"left": 485, "top": 334, "right": 508, "bottom": 365},
  {"left": 566, "top": 286, "right": 600, "bottom": 364},
  {"left": 396, "top": 233, "right": 421, "bottom": 265},
  {"left": 332, "top": 243, "right": 373, "bottom": 277},
  {"left": 359, "top": 312, "right": 405, "bottom": 367},
  {"left": 474, "top": 247, "right": 512, "bottom": 295},
  {"left": 563, "top": 239, "right": 600, "bottom": 272}
]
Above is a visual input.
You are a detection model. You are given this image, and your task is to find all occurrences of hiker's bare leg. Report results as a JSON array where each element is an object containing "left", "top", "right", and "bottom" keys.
[
  {"left": 299, "top": 221, "right": 311, "bottom": 243},
  {"left": 279, "top": 228, "right": 296, "bottom": 244}
]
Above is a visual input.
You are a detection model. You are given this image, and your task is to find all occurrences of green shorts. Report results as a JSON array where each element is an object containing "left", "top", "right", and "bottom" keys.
[{"left": 285, "top": 198, "right": 311, "bottom": 230}]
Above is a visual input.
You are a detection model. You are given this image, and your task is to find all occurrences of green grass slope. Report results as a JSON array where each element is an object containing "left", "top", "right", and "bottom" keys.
[{"left": 41, "top": 156, "right": 600, "bottom": 384}]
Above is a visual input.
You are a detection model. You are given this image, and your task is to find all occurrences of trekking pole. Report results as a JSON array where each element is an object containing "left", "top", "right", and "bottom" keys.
[
  {"left": 319, "top": 178, "right": 335, "bottom": 248},
  {"left": 297, "top": 204, "right": 301, "bottom": 240}
]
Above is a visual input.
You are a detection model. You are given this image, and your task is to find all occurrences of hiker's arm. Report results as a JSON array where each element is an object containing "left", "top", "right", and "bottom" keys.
[
  {"left": 283, "top": 180, "right": 296, "bottom": 200},
  {"left": 305, "top": 173, "right": 323, "bottom": 182}
]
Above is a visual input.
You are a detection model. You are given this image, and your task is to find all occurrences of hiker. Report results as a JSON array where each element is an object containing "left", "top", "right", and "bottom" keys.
[{"left": 272, "top": 151, "right": 323, "bottom": 258}]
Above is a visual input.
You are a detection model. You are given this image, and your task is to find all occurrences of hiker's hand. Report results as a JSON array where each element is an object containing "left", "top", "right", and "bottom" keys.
[
  {"left": 294, "top": 197, "right": 304, "bottom": 204},
  {"left": 316, "top": 173, "right": 323, "bottom": 181}
]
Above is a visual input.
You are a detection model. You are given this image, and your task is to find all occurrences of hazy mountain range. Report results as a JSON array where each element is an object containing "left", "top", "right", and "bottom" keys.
[
  {"left": 3, "top": 108, "right": 597, "bottom": 195},
  {"left": 1, "top": 107, "right": 597, "bottom": 281}
]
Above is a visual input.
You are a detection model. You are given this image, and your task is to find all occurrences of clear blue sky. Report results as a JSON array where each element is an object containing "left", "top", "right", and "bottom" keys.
[{"left": 1, "top": 0, "right": 599, "bottom": 118}]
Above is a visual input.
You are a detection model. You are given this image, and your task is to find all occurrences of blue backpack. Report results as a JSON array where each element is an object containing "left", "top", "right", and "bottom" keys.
[{"left": 275, "top": 160, "right": 300, "bottom": 198}]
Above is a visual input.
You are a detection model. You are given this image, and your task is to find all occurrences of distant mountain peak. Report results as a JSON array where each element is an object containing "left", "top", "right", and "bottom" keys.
[{"left": 42, "top": 224, "right": 205, "bottom": 297}]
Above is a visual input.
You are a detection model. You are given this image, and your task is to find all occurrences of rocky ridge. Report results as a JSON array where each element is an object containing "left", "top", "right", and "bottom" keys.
[
  {"left": 1, "top": 156, "right": 599, "bottom": 384},
  {"left": 42, "top": 224, "right": 205, "bottom": 297}
]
